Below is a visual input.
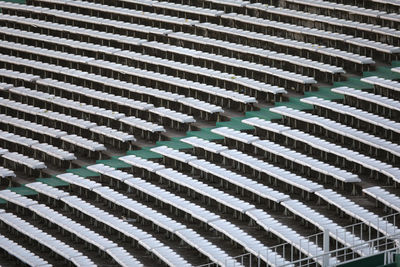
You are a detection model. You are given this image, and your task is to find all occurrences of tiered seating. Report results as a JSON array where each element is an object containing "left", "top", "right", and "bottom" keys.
[
  {"left": 0, "top": 54, "right": 197, "bottom": 129},
  {"left": 0, "top": 39, "right": 227, "bottom": 119},
  {"left": 195, "top": 22, "right": 374, "bottom": 73},
  {"left": 300, "top": 96, "right": 400, "bottom": 140},
  {"left": 0, "top": 129, "right": 76, "bottom": 168},
  {"left": 210, "top": 127, "right": 361, "bottom": 191},
  {"left": 0, "top": 210, "right": 96, "bottom": 266},
  {"left": 361, "top": 76, "right": 400, "bottom": 101},
  {"left": 0, "top": 1, "right": 364, "bottom": 85},
  {"left": 0, "top": 113, "right": 106, "bottom": 160},
  {"left": 220, "top": 11, "right": 399, "bottom": 62},
  {"left": 0, "top": 14, "right": 286, "bottom": 103},
  {"left": 0, "top": 92, "right": 141, "bottom": 148},
  {"left": 316, "top": 189, "right": 400, "bottom": 239},
  {"left": 0, "top": 189, "right": 144, "bottom": 267},
  {"left": 25, "top": 182, "right": 194, "bottom": 267},
  {"left": 0, "top": 0, "right": 398, "bottom": 265},
  {"left": 245, "top": 4, "right": 400, "bottom": 49},
  {"left": 242, "top": 118, "right": 400, "bottom": 185},
  {"left": 0, "top": 150, "right": 46, "bottom": 178},
  {"left": 143, "top": 38, "right": 343, "bottom": 83},
  {"left": 281, "top": 0, "right": 399, "bottom": 28},
  {"left": 363, "top": 186, "right": 400, "bottom": 214},
  {"left": 0, "top": 231, "right": 51, "bottom": 267},
  {"left": 4, "top": 1, "right": 296, "bottom": 97},
  {"left": 139, "top": 146, "right": 380, "bottom": 258},
  {"left": 331, "top": 86, "right": 400, "bottom": 121},
  {"left": 30, "top": 0, "right": 198, "bottom": 32},
  {"left": 56, "top": 172, "right": 265, "bottom": 267},
  {"left": 181, "top": 136, "right": 324, "bottom": 198},
  {"left": 269, "top": 106, "right": 400, "bottom": 165},
  {"left": 126, "top": 150, "right": 339, "bottom": 265}
]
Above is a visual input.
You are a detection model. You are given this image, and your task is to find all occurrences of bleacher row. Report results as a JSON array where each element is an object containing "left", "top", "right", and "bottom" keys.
[{"left": 0, "top": 0, "right": 398, "bottom": 266}]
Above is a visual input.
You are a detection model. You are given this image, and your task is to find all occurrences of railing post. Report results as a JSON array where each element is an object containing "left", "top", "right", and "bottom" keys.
[{"left": 323, "top": 228, "right": 330, "bottom": 267}]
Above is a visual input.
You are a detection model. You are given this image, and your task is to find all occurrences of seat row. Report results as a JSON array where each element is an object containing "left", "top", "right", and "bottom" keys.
[
  {"left": 0, "top": 1, "right": 375, "bottom": 75},
  {"left": 363, "top": 186, "right": 400, "bottom": 214},
  {"left": 0, "top": 148, "right": 46, "bottom": 178},
  {"left": 0, "top": 129, "right": 76, "bottom": 168},
  {"left": 130, "top": 147, "right": 380, "bottom": 261},
  {"left": 220, "top": 11, "right": 399, "bottom": 62},
  {"left": 25, "top": 181, "right": 193, "bottom": 267},
  {"left": 331, "top": 86, "right": 400, "bottom": 121},
  {"left": 89, "top": 161, "right": 337, "bottom": 266},
  {"left": 56, "top": 172, "right": 260, "bottom": 267},
  {"left": 361, "top": 76, "right": 400, "bottom": 101},
  {"left": 0, "top": 228, "right": 50, "bottom": 267},
  {"left": 300, "top": 96, "right": 400, "bottom": 140},
  {"left": 0, "top": 190, "right": 143, "bottom": 267},
  {"left": 194, "top": 22, "right": 374, "bottom": 73},
  {"left": 0, "top": 209, "right": 96, "bottom": 266},
  {"left": 246, "top": 4, "right": 400, "bottom": 48},
  {"left": 269, "top": 106, "right": 400, "bottom": 165},
  {"left": 281, "top": 0, "right": 400, "bottom": 28},
  {"left": 210, "top": 127, "right": 361, "bottom": 191},
  {"left": 242, "top": 118, "right": 400, "bottom": 185}
]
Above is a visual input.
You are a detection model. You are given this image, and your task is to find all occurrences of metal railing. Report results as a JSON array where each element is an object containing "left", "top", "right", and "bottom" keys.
[{"left": 197, "top": 212, "right": 400, "bottom": 267}]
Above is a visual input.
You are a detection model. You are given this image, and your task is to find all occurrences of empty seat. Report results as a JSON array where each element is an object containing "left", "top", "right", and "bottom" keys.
[
  {"left": 0, "top": 231, "right": 50, "bottom": 267},
  {"left": 25, "top": 181, "right": 194, "bottom": 267},
  {"left": 270, "top": 106, "right": 400, "bottom": 164},
  {"left": 0, "top": 189, "right": 144, "bottom": 266},
  {"left": 1, "top": 151, "right": 46, "bottom": 177},
  {"left": 0, "top": 210, "right": 96, "bottom": 266},
  {"left": 361, "top": 76, "right": 400, "bottom": 101},
  {"left": 300, "top": 96, "right": 400, "bottom": 140},
  {"left": 242, "top": 118, "right": 400, "bottom": 185},
  {"left": 331, "top": 86, "right": 400, "bottom": 121},
  {"left": 363, "top": 186, "right": 400, "bottom": 213},
  {"left": 194, "top": 22, "right": 374, "bottom": 73}
]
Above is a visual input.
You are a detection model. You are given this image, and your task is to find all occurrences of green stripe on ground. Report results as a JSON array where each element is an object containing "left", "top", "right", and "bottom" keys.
[
  {"left": 275, "top": 97, "right": 314, "bottom": 110},
  {"left": 0, "top": 0, "right": 26, "bottom": 3},
  {"left": 244, "top": 108, "right": 282, "bottom": 121},
  {"left": 332, "top": 77, "right": 371, "bottom": 90},
  {"left": 126, "top": 148, "right": 164, "bottom": 159},
  {"left": 9, "top": 186, "right": 37, "bottom": 196},
  {"left": 156, "top": 139, "right": 193, "bottom": 150},
  {"left": 216, "top": 117, "right": 255, "bottom": 130},
  {"left": 96, "top": 158, "right": 132, "bottom": 169},
  {"left": 67, "top": 167, "right": 99, "bottom": 177},
  {"left": 36, "top": 177, "right": 69, "bottom": 187},
  {"left": 305, "top": 87, "right": 343, "bottom": 100},
  {"left": 186, "top": 128, "right": 224, "bottom": 141}
]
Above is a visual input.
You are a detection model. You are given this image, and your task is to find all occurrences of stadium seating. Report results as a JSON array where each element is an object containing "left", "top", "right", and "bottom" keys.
[{"left": 0, "top": 0, "right": 398, "bottom": 266}]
